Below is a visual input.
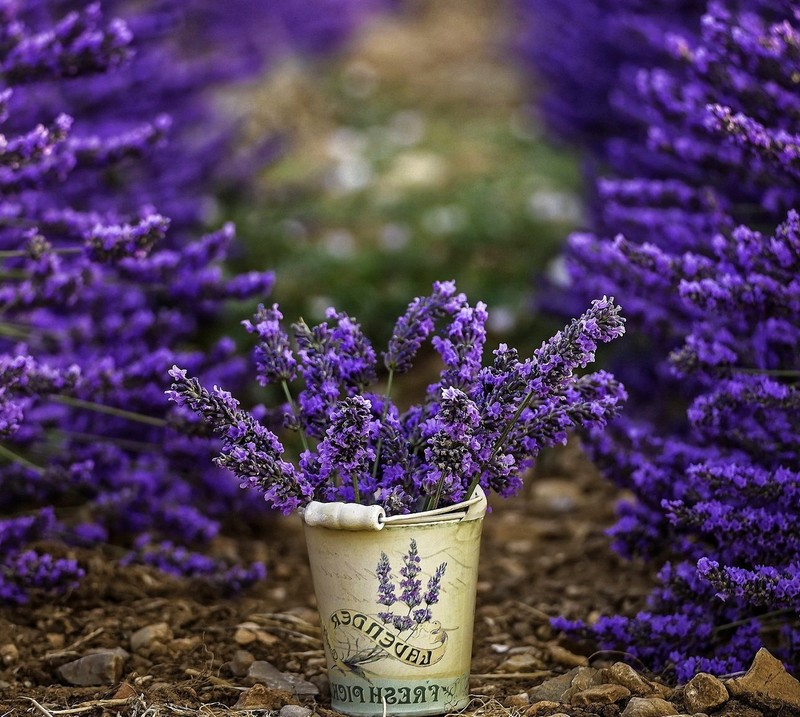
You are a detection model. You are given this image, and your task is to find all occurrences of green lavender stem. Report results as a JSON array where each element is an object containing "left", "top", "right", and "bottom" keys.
[
  {"left": 281, "top": 380, "right": 310, "bottom": 453},
  {"left": 370, "top": 368, "right": 394, "bottom": 480},
  {"left": 0, "top": 442, "right": 44, "bottom": 474},
  {"left": 0, "top": 247, "right": 82, "bottom": 258},
  {"left": 464, "top": 384, "right": 539, "bottom": 500},
  {"left": 53, "top": 395, "right": 167, "bottom": 427}
]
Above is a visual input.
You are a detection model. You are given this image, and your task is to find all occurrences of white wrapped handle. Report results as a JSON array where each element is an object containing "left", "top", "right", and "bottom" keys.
[{"left": 302, "top": 500, "right": 386, "bottom": 531}]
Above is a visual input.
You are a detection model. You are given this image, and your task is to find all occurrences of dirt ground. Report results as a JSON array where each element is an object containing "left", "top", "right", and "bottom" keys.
[{"left": 0, "top": 443, "right": 662, "bottom": 715}]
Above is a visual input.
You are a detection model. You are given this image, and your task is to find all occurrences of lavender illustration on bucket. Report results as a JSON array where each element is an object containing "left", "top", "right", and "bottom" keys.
[
  {"left": 377, "top": 540, "right": 447, "bottom": 632},
  {"left": 324, "top": 539, "right": 450, "bottom": 678}
]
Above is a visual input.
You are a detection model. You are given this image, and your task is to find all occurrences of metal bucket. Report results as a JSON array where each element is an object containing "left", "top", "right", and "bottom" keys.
[{"left": 302, "top": 488, "right": 487, "bottom": 716}]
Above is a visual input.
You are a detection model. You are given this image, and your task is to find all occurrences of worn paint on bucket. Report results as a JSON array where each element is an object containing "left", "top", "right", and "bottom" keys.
[{"left": 302, "top": 489, "right": 487, "bottom": 717}]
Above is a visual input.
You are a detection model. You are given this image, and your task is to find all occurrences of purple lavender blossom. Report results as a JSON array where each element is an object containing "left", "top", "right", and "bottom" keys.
[
  {"left": 314, "top": 395, "right": 376, "bottom": 503},
  {"left": 432, "top": 301, "right": 488, "bottom": 391},
  {"left": 420, "top": 387, "right": 482, "bottom": 507},
  {"left": 1, "top": 4, "right": 132, "bottom": 83},
  {"left": 127, "top": 536, "right": 266, "bottom": 595},
  {"left": 293, "top": 310, "right": 377, "bottom": 439}
]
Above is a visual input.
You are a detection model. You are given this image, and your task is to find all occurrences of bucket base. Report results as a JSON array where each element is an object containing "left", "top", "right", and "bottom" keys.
[{"left": 329, "top": 672, "right": 470, "bottom": 716}]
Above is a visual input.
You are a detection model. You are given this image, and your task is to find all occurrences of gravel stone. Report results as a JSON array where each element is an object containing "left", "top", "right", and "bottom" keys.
[
  {"left": 0, "top": 644, "right": 19, "bottom": 665},
  {"left": 279, "top": 706, "right": 313, "bottom": 717},
  {"left": 528, "top": 669, "right": 579, "bottom": 702},
  {"left": 247, "top": 660, "right": 296, "bottom": 691},
  {"left": 234, "top": 626, "right": 258, "bottom": 645},
  {"left": 548, "top": 644, "right": 588, "bottom": 668},
  {"left": 621, "top": 696, "right": 679, "bottom": 717},
  {"left": 684, "top": 673, "right": 729, "bottom": 713},
  {"left": 246, "top": 660, "right": 319, "bottom": 698},
  {"left": 570, "top": 684, "right": 631, "bottom": 706},
  {"left": 235, "top": 684, "right": 290, "bottom": 710},
  {"left": 561, "top": 666, "right": 601, "bottom": 701},
  {"left": 497, "top": 652, "right": 545, "bottom": 673},
  {"left": 507, "top": 691, "right": 530, "bottom": 707},
  {"left": 230, "top": 649, "right": 255, "bottom": 677},
  {"left": 605, "top": 662, "right": 661, "bottom": 697},
  {"left": 57, "top": 650, "right": 127, "bottom": 686},
  {"left": 727, "top": 648, "right": 800, "bottom": 710},
  {"left": 130, "top": 622, "right": 172, "bottom": 652}
]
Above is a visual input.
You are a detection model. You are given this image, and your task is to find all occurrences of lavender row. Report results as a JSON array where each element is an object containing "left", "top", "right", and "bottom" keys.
[
  {"left": 522, "top": 0, "right": 800, "bottom": 678},
  {"left": 0, "top": 0, "right": 388, "bottom": 603}
]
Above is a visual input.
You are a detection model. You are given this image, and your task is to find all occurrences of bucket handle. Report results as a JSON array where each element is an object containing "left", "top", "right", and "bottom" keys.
[{"left": 302, "top": 487, "right": 486, "bottom": 531}]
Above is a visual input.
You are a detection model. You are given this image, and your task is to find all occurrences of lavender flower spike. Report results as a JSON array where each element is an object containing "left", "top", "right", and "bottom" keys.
[
  {"left": 384, "top": 280, "right": 465, "bottom": 374},
  {"left": 166, "top": 367, "right": 309, "bottom": 514},
  {"left": 242, "top": 303, "right": 297, "bottom": 385},
  {"left": 316, "top": 395, "right": 375, "bottom": 504},
  {"left": 531, "top": 296, "right": 625, "bottom": 394},
  {"left": 422, "top": 386, "right": 482, "bottom": 508}
]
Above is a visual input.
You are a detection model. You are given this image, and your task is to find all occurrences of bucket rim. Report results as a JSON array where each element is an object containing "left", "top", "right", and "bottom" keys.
[
  {"left": 301, "top": 486, "right": 487, "bottom": 531},
  {"left": 381, "top": 486, "right": 486, "bottom": 526}
]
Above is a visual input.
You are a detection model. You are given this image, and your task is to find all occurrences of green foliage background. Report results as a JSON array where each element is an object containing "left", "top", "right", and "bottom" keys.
[{"left": 224, "top": 2, "right": 581, "bottom": 358}]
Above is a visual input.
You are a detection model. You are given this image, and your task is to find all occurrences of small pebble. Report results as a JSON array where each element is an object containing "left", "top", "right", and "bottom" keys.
[
  {"left": 279, "top": 706, "right": 312, "bottom": 717},
  {"left": 525, "top": 701, "right": 561, "bottom": 716},
  {"left": 621, "top": 696, "right": 679, "bottom": 717},
  {"left": 256, "top": 629, "right": 279, "bottom": 646},
  {"left": 0, "top": 644, "right": 19, "bottom": 666},
  {"left": 235, "top": 683, "right": 288, "bottom": 710},
  {"left": 571, "top": 684, "right": 631, "bottom": 706},
  {"left": 605, "top": 662, "right": 667, "bottom": 698},
  {"left": 170, "top": 637, "right": 201, "bottom": 652},
  {"left": 684, "top": 672, "right": 728, "bottom": 713},
  {"left": 497, "top": 653, "right": 543, "bottom": 673},
  {"left": 46, "top": 634, "right": 65, "bottom": 649},
  {"left": 548, "top": 644, "right": 588, "bottom": 668},
  {"left": 130, "top": 622, "right": 172, "bottom": 652},
  {"left": 234, "top": 626, "right": 258, "bottom": 646},
  {"left": 230, "top": 649, "right": 255, "bottom": 677},
  {"left": 58, "top": 650, "right": 127, "bottom": 686},
  {"left": 727, "top": 648, "right": 800, "bottom": 710},
  {"left": 507, "top": 691, "right": 530, "bottom": 708}
]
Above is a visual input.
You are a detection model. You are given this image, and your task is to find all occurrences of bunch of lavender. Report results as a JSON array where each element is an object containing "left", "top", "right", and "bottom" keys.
[
  {"left": 524, "top": 0, "right": 800, "bottom": 678},
  {"left": 0, "top": 1, "right": 388, "bottom": 603},
  {"left": 168, "top": 282, "right": 626, "bottom": 516}
]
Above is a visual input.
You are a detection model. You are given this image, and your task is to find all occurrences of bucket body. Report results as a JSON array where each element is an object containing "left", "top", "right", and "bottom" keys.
[{"left": 302, "top": 489, "right": 487, "bottom": 717}]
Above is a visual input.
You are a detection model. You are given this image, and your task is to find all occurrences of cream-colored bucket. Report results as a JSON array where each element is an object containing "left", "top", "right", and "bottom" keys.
[{"left": 302, "top": 488, "right": 487, "bottom": 716}]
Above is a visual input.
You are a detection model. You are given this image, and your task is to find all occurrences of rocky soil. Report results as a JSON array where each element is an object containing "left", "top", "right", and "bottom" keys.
[{"left": 3, "top": 444, "right": 800, "bottom": 717}]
